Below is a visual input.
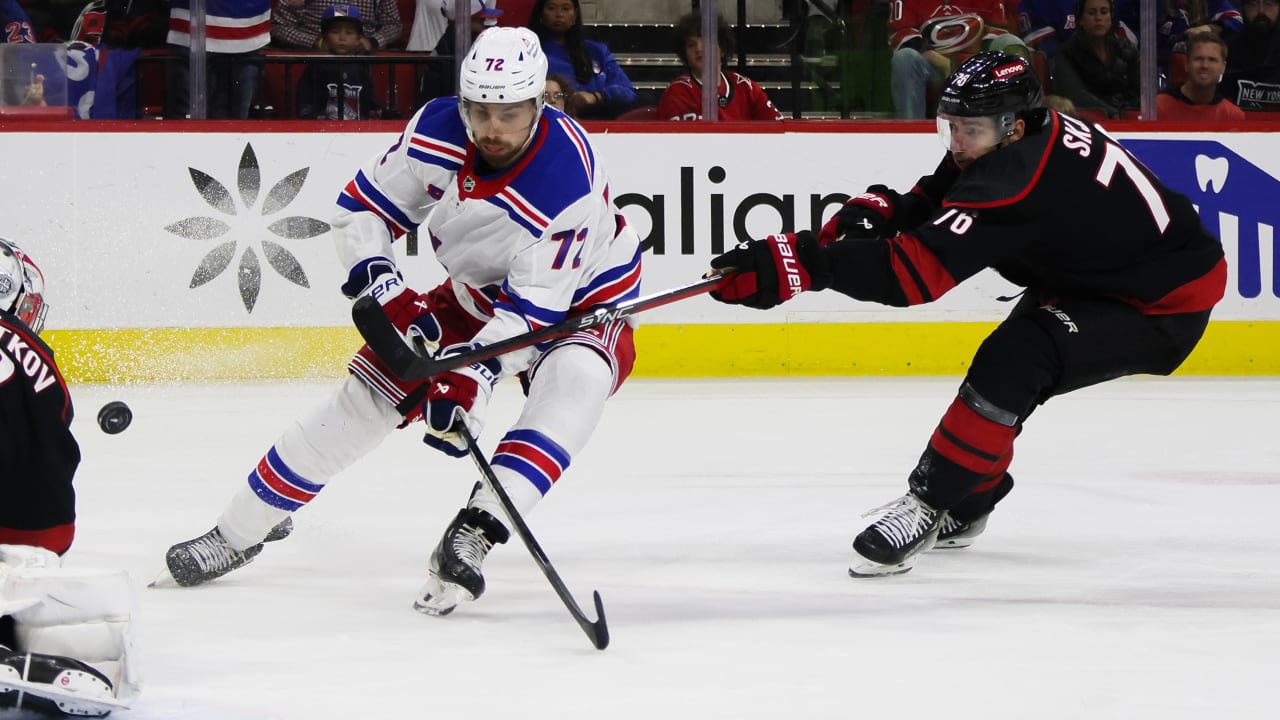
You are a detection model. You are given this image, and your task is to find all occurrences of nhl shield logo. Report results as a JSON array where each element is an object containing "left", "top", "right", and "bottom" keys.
[{"left": 463, "top": 176, "right": 476, "bottom": 192}]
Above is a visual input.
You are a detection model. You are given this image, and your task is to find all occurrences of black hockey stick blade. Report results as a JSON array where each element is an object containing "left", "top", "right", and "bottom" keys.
[
  {"left": 353, "top": 271, "right": 729, "bottom": 382},
  {"left": 461, "top": 426, "right": 610, "bottom": 650}
]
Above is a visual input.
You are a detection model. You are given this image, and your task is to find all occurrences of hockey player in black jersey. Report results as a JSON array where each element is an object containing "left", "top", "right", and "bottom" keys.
[
  {"left": 708, "top": 51, "right": 1226, "bottom": 577},
  {"left": 0, "top": 238, "right": 138, "bottom": 716},
  {"left": 0, "top": 237, "right": 76, "bottom": 555}
]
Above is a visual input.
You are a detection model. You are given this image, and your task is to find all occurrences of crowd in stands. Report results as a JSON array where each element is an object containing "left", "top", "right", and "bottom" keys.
[{"left": 1, "top": 0, "right": 1278, "bottom": 121}]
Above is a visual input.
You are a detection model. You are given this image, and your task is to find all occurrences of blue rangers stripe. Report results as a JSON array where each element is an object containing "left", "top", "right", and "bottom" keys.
[
  {"left": 498, "top": 283, "right": 567, "bottom": 328},
  {"left": 247, "top": 447, "right": 325, "bottom": 511},
  {"left": 492, "top": 454, "right": 553, "bottom": 495},
  {"left": 504, "top": 428, "right": 571, "bottom": 467},
  {"left": 485, "top": 195, "right": 545, "bottom": 237},
  {"left": 571, "top": 245, "right": 643, "bottom": 305},
  {"left": 347, "top": 170, "right": 415, "bottom": 232},
  {"left": 406, "top": 144, "right": 463, "bottom": 170}
]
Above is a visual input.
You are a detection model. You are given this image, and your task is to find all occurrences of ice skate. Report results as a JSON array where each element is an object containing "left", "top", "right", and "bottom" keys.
[
  {"left": 413, "top": 507, "right": 510, "bottom": 616},
  {"left": 932, "top": 473, "right": 1010, "bottom": 550},
  {"left": 157, "top": 518, "right": 293, "bottom": 587},
  {"left": 933, "top": 512, "right": 989, "bottom": 549},
  {"left": 162, "top": 527, "right": 263, "bottom": 587},
  {"left": 849, "top": 493, "right": 945, "bottom": 577}
]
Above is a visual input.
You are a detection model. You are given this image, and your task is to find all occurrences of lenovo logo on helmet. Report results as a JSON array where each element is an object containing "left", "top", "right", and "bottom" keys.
[{"left": 992, "top": 63, "right": 1024, "bottom": 80}]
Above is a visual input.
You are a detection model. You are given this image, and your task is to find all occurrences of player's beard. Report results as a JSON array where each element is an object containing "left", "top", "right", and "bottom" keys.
[{"left": 476, "top": 134, "right": 526, "bottom": 169}]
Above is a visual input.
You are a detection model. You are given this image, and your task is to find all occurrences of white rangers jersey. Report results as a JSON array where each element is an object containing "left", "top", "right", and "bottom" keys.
[{"left": 333, "top": 97, "right": 643, "bottom": 377}]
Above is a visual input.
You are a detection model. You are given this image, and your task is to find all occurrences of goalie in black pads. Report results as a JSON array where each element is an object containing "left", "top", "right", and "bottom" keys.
[{"left": 708, "top": 51, "right": 1226, "bottom": 577}]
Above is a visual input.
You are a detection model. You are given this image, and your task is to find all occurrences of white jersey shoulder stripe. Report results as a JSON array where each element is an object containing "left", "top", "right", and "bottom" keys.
[
  {"left": 557, "top": 117, "right": 594, "bottom": 180},
  {"left": 409, "top": 135, "right": 466, "bottom": 166},
  {"left": 496, "top": 186, "right": 552, "bottom": 233}
]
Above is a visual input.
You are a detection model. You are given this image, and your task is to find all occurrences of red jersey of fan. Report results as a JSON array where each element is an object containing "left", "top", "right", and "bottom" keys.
[
  {"left": 1156, "top": 90, "right": 1247, "bottom": 122},
  {"left": 657, "top": 70, "right": 784, "bottom": 121}
]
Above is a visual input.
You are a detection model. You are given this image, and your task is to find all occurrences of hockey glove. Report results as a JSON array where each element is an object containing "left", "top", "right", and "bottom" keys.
[
  {"left": 422, "top": 345, "right": 502, "bottom": 458},
  {"left": 708, "top": 231, "right": 830, "bottom": 310},
  {"left": 382, "top": 289, "right": 443, "bottom": 357},
  {"left": 342, "top": 256, "right": 403, "bottom": 303},
  {"left": 818, "top": 185, "right": 899, "bottom": 245}
]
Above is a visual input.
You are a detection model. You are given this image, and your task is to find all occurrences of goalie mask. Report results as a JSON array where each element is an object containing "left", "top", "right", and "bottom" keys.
[
  {"left": 458, "top": 26, "right": 548, "bottom": 161},
  {"left": 0, "top": 237, "right": 48, "bottom": 335},
  {"left": 936, "top": 51, "right": 1042, "bottom": 156}
]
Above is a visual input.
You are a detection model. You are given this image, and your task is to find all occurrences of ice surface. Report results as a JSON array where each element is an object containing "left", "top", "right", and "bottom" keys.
[{"left": 58, "top": 377, "right": 1280, "bottom": 719}]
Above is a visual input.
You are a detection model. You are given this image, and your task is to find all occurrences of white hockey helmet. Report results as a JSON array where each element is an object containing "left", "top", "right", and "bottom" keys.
[
  {"left": 0, "top": 237, "right": 47, "bottom": 334},
  {"left": 457, "top": 26, "right": 548, "bottom": 145}
]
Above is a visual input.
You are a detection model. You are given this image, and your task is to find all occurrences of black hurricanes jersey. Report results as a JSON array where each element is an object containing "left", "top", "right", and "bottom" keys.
[
  {"left": 0, "top": 309, "right": 79, "bottom": 551},
  {"left": 828, "top": 109, "right": 1227, "bottom": 314}
]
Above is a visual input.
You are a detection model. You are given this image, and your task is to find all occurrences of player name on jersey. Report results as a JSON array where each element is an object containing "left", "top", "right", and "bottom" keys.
[{"left": 0, "top": 326, "right": 58, "bottom": 393}]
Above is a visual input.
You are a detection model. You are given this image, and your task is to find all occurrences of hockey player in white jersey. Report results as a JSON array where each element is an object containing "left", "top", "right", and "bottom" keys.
[{"left": 161, "top": 26, "right": 643, "bottom": 617}]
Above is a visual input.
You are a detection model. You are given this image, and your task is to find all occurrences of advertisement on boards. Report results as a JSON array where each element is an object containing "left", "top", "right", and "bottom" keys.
[{"left": 0, "top": 129, "right": 1276, "bottom": 331}]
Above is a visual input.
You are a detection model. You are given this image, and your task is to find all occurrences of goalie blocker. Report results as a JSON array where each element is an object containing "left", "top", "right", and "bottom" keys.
[{"left": 0, "top": 544, "right": 139, "bottom": 717}]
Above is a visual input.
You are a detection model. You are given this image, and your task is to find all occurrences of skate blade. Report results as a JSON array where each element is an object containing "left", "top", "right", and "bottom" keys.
[
  {"left": 848, "top": 556, "right": 917, "bottom": 578},
  {"left": 147, "top": 566, "right": 179, "bottom": 588},
  {"left": 411, "top": 579, "right": 474, "bottom": 617},
  {"left": 931, "top": 538, "right": 977, "bottom": 550}
]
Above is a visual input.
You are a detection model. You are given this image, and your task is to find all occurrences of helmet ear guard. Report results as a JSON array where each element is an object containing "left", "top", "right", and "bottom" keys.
[{"left": 0, "top": 237, "right": 47, "bottom": 335}]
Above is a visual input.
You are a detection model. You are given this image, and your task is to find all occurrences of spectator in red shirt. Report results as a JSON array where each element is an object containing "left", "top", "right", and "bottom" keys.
[
  {"left": 657, "top": 12, "right": 783, "bottom": 121},
  {"left": 1157, "top": 31, "right": 1248, "bottom": 118}
]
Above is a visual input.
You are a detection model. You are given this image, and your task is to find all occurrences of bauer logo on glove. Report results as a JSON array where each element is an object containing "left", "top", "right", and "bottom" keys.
[{"left": 708, "top": 231, "right": 830, "bottom": 310}]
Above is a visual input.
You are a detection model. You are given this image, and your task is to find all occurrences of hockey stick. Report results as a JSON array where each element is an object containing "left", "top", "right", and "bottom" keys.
[
  {"left": 459, "top": 424, "right": 610, "bottom": 650},
  {"left": 352, "top": 271, "right": 729, "bottom": 381}
]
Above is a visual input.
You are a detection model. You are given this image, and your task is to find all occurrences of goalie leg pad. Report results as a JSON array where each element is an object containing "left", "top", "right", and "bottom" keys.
[{"left": 3, "top": 566, "right": 139, "bottom": 703}]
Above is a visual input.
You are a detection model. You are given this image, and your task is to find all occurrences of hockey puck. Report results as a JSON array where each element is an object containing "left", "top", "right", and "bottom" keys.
[{"left": 97, "top": 401, "right": 132, "bottom": 435}]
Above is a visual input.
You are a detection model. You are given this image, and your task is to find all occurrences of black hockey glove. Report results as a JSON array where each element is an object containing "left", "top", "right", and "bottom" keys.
[
  {"left": 708, "top": 231, "right": 830, "bottom": 310},
  {"left": 818, "top": 185, "right": 900, "bottom": 244}
]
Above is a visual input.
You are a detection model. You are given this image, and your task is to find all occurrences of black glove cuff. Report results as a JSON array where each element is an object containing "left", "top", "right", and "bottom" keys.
[{"left": 793, "top": 231, "right": 832, "bottom": 292}]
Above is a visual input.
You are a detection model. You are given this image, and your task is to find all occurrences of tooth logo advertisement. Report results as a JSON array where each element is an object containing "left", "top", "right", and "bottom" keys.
[{"left": 1123, "top": 139, "right": 1278, "bottom": 306}]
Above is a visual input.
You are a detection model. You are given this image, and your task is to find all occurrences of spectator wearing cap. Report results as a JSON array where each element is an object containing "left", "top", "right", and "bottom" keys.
[
  {"left": 529, "top": 0, "right": 635, "bottom": 119},
  {"left": 657, "top": 12, "right": 783, "bottom": 121},
  {"left": 1157, "top": 31, "right": 1247, "bottom": 118},
  {"left": 272, "top": 0, "right": 402, "bottom": 51},
  {"left": 296, "top": 5, "right": 386, "bottom": 119}
]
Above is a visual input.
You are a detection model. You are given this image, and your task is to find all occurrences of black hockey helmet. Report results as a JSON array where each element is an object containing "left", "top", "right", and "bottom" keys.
[{"left": 937, "top": 51, "right": 1043, "bottom": 118}]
